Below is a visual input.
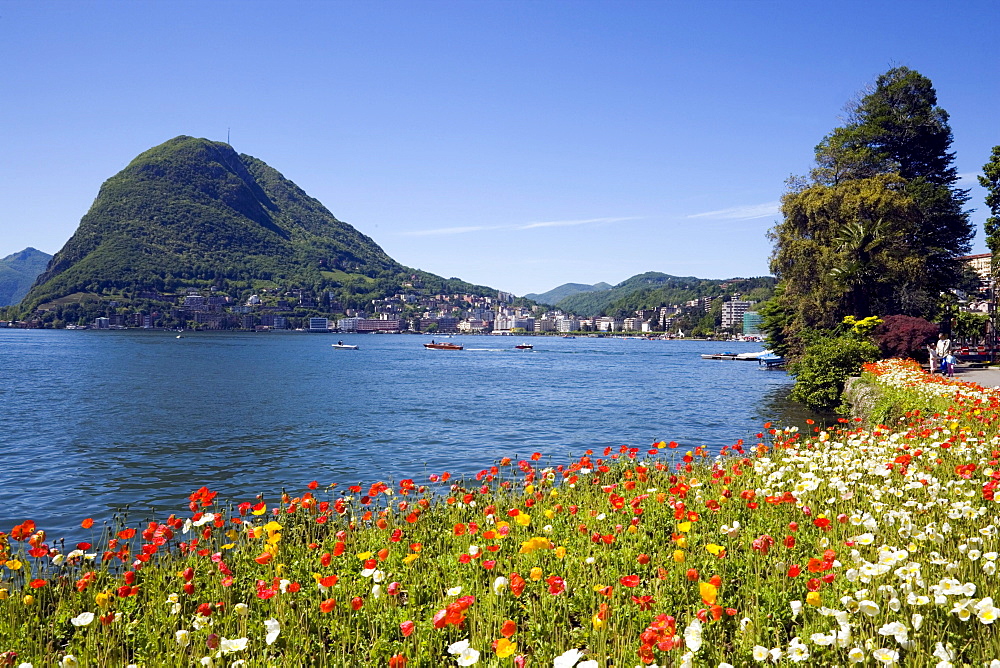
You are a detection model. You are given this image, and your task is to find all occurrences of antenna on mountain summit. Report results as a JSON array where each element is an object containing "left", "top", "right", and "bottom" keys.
[{"left": 227, "top": 127, "right": 231, "bottom": 145}]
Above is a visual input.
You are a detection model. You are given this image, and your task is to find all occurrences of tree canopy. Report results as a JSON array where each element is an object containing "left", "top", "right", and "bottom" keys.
[
  {"left": 981, "top": 145, "right": 1000, "bottom": 263},
  {"left": 764, "top": 67, "right": 973, "bottom": 356}
]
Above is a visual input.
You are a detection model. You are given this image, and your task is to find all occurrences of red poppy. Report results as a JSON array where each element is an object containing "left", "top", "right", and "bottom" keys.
[
  {"left": 81, "top": 518, "right": 94, "bottom": 529},
  {"left": 631, "top": 595, "right": 655, "bottom": 610},
  {"left": 351, "top": 597, "right": 364, "bottom": 611},
  {"left": 510, "top": 573, "right": 526, "bottom": 597},
  {"left": 501, "top": 620, "right": 517, "bottom": 637},
  {"left": 319, "top": 598, "right": 337, "bottom": 613},
  {"left": 400, "top": 620, "right": 415, "bottom": 637},
  {"left": 389, "top": 654, "right": 408, "bottom": 668},
  {"left": 620, "top": 574, "right": 641, "bottom": 588}
]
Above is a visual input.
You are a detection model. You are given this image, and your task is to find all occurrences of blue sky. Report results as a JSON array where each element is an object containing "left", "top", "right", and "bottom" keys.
[{"left": 2, "top": 1, "right": 997, "bottom": 296}]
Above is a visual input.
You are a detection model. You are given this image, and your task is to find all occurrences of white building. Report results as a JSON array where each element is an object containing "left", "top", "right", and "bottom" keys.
[
  {"left": 535, "top": 317, "right": 556, "bottom": 332},
  {"left": 597, "top": 317, "right": 624, "bottom": 332},
  {"left": 721, "top": 300, "right": 753, "bottom": 331},
  {"left": 338, "top": 317, "right": 361, "bottom": 332},
  {"left": 309, "top": 317, "right": 330, "bottom": 332},
  {"left": 555, "top": 317, "right": 579, "bottom": 333}
]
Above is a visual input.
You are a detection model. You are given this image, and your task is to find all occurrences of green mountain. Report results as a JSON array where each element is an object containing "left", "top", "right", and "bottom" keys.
[
  {"left": 555, "top": 271, "right": 776, "bottom": 317},
  {"left": 20, "top": 136, "right": 496, "bottom": 314},
  {"left": 0, "top": 248, "right": 52, "bottom": 306},
  {"left": 524, "top": 282, "right": 612, "bottom": 305}
]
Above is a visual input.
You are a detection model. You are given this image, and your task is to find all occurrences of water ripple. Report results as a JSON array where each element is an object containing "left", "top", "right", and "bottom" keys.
[{"left": 0, "top": 330, "right": 802, "bottom": 536}]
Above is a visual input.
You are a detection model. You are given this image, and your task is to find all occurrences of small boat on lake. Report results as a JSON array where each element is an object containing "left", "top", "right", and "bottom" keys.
[
  {"left": 701, "top": 350, "right": 772, "bottom": 361},
  {"left": 735, "top": 350, "right": 769, "bottom": 360},
  {"left": 332, "top": 342, "right": 359, "bottom": 350},
  {"left": 514, "top": 344, "right": 533, "bottom": 350},
  {"left": 424, "top": 342, "right": 463, "bottom": 351},
  {"left": 758, "top": 352, "right": 786, "bottom": 369}
]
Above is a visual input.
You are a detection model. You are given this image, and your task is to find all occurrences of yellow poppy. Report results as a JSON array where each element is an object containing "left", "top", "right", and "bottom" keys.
[{"left": 496, "top": 638, "right": 517, "bottom": 658}]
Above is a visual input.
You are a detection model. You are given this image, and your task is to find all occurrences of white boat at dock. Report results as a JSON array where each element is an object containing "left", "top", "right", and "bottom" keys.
[{"left": 701, "top": 350, "right": 773, "bottom": 361}]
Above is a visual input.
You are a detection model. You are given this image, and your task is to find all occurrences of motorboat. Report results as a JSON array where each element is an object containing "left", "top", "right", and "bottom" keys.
[
  {"left": 424, "top": 342, "right": 463, "bottom": 350},
  {"left": 514, "top": 344, "right": 533, "bottom": 350},
  {"left": 758, "top": 352, "right": 786, "bottom": 369},
  {"left": 735, "top": 350, "right": 770, "bottom": 360},
  {"left": 701, "top": 350, "right": 772, "bottom": 361},
  {"left": 332, "top": 343, "right": 359, "bottom": 350}
]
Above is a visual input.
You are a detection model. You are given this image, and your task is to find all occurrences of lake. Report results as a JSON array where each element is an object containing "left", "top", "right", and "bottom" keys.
[{"left": 0, "top": 330, "right": 810, "bottom": 537}]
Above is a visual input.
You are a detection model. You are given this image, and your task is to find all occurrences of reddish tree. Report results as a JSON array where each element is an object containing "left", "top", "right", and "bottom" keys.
[{"left": 873, "top": 315, "right": 939, "bottom": 359}]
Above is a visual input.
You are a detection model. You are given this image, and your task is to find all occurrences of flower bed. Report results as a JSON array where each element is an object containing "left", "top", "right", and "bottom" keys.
[{"left": 1, "top": 358, "right": 999, "bottom": 666}]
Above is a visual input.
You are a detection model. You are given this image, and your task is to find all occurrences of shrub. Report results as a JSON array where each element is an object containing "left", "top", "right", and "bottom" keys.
[
  {"left": 872, "top": 314, "right": 938, "bottom": 359},
  {"left": 789, "top": 335, "right": 881, "bottom": 412}
]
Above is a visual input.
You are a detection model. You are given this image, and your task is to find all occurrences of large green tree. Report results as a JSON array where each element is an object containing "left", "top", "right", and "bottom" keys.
[
  {"left": 764, "top": 67, "right": 973, "bottom": 357},
  {"left": 981, "top": 146, "right": 1000, "bottom": 262}
]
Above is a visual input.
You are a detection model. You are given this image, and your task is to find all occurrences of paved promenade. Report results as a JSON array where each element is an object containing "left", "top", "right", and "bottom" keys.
[{"left": 940, "top": 365, "right": 1000, "bottom": 388}]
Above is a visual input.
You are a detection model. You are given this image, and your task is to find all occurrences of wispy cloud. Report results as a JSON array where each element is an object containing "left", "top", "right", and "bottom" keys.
[
  {"left": 687, "top": 201, "right": 780, "bottom": 221},
  {"left": 957, "top": 172, "right": 982, "bottom": 184},
  {"left": 403, "top": 216, "right": 640, "bottom": 237}
]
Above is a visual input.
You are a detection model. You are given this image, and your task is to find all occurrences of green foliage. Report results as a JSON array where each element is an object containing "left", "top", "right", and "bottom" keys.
[
  {"left": 954, "top": 310, "right": 989, "bottom": 342},
  {"left": 981, "top": 146, "right": 1000, "bottom": 262},
  {"left": 767, "top": 67, "right": 973, "bottom": 357},
  {"left": 555, "top": 272, "right": 774, "bottom": 317},
  {"left": 788, "top": 335, "right": 881, "bottom": 412},
  {"left": 19, "top": 137, "right": 505, "bottom": 316}
]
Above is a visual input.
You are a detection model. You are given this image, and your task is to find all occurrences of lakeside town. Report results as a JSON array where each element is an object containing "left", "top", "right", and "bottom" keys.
[
  {"left": 0, "top": 287, "right": 768, "bottom": 338},
  {"left": 2, "top": 253, "right": 992, "bottom": 341}
]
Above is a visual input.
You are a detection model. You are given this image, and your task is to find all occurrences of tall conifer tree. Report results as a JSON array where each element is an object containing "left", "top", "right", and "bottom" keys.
[
  {"left": 981, "top": 146, "right": 1000, "bottom": 261},
  {"left": 764, "top": 67, "right": 973, "bottom": 356}
]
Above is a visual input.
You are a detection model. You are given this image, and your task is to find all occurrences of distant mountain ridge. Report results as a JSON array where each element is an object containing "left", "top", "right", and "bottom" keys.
[
  {"left": 0, "top": 248, "right": 52, "bottom": 306},
  {"left": 524, "top": 282, "right": 613, "bottom": 305},
  {"left": 554, "top": 271, "right": 776, "bottom": 317},
  {"left": 20, "top": 136, "right": 498, "bottom": 313}
]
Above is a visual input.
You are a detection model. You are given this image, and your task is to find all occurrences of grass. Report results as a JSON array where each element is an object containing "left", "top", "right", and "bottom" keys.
[
  {"left": 2, "top": 358, "right": 1000, "bottom": 667},
  {"left": 320, "top": 270, "right": 374, "bottom": 284}
]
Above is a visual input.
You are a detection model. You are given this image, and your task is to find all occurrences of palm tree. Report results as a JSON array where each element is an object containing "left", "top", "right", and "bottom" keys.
[{"left": 829, "top": 216, "right": 892, "bottom": 317}]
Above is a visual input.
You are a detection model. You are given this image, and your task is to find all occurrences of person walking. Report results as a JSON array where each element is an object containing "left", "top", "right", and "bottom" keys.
[
  {"left": 945, "top": 351, "right": 957, "bottom": 378},
  {"left": 935, "top": 333, "right": 952, "bottom": 359},
  {"left": 927, "top": 344, "right": 938, "bottom": 375}
]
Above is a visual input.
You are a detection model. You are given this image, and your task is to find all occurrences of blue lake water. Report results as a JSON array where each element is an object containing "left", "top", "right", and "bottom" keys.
[{"left": 0, "top": 330, "right": 810, "bottom": 537}]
